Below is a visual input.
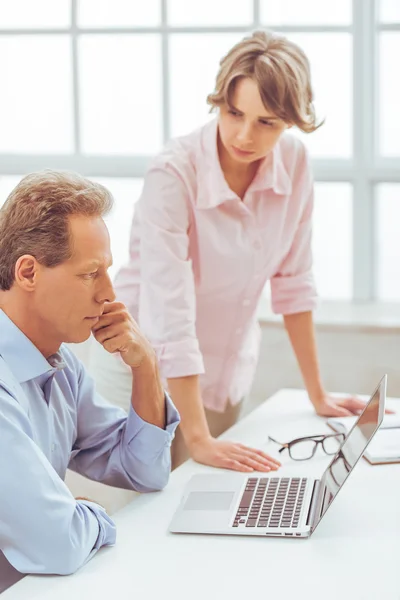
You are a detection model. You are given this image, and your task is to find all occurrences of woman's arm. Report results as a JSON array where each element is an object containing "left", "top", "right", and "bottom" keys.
[
  {"left": 271, "top": 143, "right": 366, "bottom": 417},
  {"left": 283, "top": 311, "right": 324, "bottom": 405},
  {"left": 167, "top": 375, "right": 280, "bottom": 472},
  {"left": 284, "top": 311, "right": 367, "bottom": 417}
]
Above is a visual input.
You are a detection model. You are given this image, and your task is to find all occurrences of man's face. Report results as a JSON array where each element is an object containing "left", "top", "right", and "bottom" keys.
[{"left": 33, "top": 215, "right": 115, "bottom": 346}]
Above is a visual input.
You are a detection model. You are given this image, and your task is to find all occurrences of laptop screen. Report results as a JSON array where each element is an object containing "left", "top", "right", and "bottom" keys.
[{"left": 311, "top": 375, "right": 386, "bottom": 532}]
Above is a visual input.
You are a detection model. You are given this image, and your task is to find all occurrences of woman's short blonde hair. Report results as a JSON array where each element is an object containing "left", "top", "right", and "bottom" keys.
[
  {"left": 207, "top": 30, "right": 322, "bottom": 133},
  {"left": 0, "top": 170, "right": 113, "bottom": 291}
]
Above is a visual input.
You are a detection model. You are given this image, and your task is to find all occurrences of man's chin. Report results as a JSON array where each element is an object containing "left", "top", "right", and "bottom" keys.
[{"left": 66, "top": 329, "right": 92, "bottom": 345}]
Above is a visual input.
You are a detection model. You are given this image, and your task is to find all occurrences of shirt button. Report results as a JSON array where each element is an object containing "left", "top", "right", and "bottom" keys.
[
  {"left": 51, "top": 444, "right": 56, "bottom": 452},
  {"left": 242, "top": 299, "right": 251, "bottom": 307}
]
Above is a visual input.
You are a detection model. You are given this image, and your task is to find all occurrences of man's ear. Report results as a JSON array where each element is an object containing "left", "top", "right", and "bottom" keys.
[{"left": 14, "top": 255, "right": 40, "bottom": 291}]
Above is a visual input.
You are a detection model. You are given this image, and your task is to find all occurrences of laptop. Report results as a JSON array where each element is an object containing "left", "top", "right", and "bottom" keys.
[{"left": 169, "top": 375, "right": 387, "bottom": 538}]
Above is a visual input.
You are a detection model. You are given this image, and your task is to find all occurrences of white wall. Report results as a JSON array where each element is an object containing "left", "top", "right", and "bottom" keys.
[{"left": 247, "top": 321, "right": 400, "bottom": 414}]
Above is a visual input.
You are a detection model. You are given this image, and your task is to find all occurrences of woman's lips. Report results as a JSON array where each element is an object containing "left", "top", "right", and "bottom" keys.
[{"left": 231, "top": 145, "right": 255, "bottom": 157}]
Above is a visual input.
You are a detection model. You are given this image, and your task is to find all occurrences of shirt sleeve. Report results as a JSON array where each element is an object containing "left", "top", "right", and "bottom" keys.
[
  {"left": 0, "top": 385, "right": 116, "bottom": 576},
  {"left": 68, "top": 351, "right": 180, "bottom": 493},
  {"left": 136, "top": 163, "right": 205, "bottom": 379},
  {"left": 270, "top": 145, "right": 318, "bottom": 315}
]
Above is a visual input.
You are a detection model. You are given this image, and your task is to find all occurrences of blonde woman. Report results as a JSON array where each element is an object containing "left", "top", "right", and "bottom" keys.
[{"left": 90, "top": 31, "right": 365, "bottom": 471}]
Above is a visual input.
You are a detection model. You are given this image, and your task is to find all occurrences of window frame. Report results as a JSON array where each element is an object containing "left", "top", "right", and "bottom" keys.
[{"left": 0, "top": 0, "right": 399, "bottom": 301}]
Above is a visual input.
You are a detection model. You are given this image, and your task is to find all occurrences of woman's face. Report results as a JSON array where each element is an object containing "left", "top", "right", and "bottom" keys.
[{"left": 218, "top": 77, "right": 289, "bottom": 164}]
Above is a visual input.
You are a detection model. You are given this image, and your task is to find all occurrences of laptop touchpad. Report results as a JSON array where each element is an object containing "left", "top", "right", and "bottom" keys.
[{"left": 184, "top": 491, "right": 235, "bottom": 511}]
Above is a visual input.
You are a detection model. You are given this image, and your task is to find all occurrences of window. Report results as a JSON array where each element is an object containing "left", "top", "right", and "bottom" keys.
[
  {"left": 376, "top": 185, "right": 400, "bottom": 301},
  {"left": 0, "top": 1, "right": 399, "bottom": 302},
  {"left": 0, "top": 35, "right": 73, "bottom": 153},
  {"left": 313, "top": 183, "right": 353, "bottom": 300}
]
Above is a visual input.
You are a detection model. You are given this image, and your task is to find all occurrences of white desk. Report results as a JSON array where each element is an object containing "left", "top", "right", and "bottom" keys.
[{"left": 4, "top": 390, "right": 400, "bottom": 600}]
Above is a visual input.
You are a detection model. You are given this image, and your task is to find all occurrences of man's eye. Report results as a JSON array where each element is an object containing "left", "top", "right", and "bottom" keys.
[
  {"left": 260, "top": 120, "right": 274, "bottom": 127},
  {"left": 83, "top": 272, "right": 97, "bottom": 279}
]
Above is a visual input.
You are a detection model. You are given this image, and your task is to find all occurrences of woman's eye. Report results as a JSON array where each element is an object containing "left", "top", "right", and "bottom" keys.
[
  {"left": 260, "top": 120, "right": 274, "bottom": 127},
  {"left": 83, "top": 272, "right": 97, "bottom": 279},
  {"left": 228, "top": 109, "right": 241, "bottom": 117}
]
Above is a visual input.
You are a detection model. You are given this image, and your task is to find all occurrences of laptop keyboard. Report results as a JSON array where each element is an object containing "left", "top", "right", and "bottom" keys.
[{"left": 232, "top": 477, "right": 307, "bottom": 529}]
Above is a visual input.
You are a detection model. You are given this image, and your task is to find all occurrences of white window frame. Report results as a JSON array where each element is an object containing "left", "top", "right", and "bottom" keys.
[{"left": 0, "top": 0, "right": 399, "bottom": 301}]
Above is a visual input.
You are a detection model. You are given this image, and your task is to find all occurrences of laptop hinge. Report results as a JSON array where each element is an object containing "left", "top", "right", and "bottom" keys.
[{"left": 306, "top": 479, "right": 321, "bottom": 529}]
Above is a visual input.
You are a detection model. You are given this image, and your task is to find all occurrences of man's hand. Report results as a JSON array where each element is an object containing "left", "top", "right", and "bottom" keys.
[
  {"left": 93, "top": 302, "right": 165, "bottom": 428},
  {"left": 75, "top": 496, "right": 106, "bottom": 510},
  {"left": 92, "top": 302, "right": 156, "bottom": 369},
  {"left": 188, "top": 437, "right": 281, "bottom": 473}
]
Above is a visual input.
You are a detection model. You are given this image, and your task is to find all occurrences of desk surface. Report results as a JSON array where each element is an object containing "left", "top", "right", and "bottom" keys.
[{"left": 4, "top": 390, "right": 400, "bottom": 600}]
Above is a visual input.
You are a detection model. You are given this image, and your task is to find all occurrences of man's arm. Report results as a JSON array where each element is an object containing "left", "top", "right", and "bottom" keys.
[
  {"left": 0, "top": 387, "right": 116, "bottom": 576},
  {"left": 67, "top": 303, "right": 179, "bottom": 491}
]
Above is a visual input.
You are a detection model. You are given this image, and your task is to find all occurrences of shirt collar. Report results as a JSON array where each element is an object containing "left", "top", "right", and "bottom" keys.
[
  {"left": 196, "top": 118, "right": 292, "bottom": 210},
  {"left": 0, "top": 309, "right": 65, "bottom": 384}
]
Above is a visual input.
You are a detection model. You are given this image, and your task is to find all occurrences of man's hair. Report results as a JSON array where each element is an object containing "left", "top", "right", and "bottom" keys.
[
  {"left": 207, "top": 30, "right": 323, "bottom": 133},
  {"left": 0, "top": 170, "right": 113, "bottom": 291}
]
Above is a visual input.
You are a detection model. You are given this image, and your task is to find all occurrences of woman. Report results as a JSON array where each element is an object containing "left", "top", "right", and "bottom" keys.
[{"left": 90, "top": 30, "right": 365, "bottom": 472}]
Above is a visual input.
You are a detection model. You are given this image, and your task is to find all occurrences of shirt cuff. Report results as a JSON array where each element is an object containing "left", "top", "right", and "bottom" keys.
[
  {"left": 77, "top": 500, "right": 116, "bottom": 562},
  {"left": 123, "top": 392, "right": 180, "bottom": 462},
  {"left": 270, "top": 271, "right": 318, "bottom": 315},
  {"left": 153, "top": 338, "right": 205, "bottom": 379}
]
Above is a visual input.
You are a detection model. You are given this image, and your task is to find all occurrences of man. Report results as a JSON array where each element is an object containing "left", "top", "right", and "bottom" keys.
[{"left": 0, "top": 170, "right": 179, "bottom": 588}]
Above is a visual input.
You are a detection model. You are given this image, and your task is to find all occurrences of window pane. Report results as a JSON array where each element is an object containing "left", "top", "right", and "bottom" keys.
[
  {"left": 79, "top": 35, "right": 162, "bottom": 154},
  {"left": 78, "top": 0, "right": 160, "bottom": 27},
  {"left": 287, "top": 33, "right": 352, "bottom": 158},
  {"left": 379, "top": 33, "right": 400, "bottom": 156},
  {"left": 260, "top": 0, "right": 352, "bottom": 25},
  {"left": 376, "top": 185, "right": 400, "bottom": 301},
  {"left": 379, "top": 0, "right": 400, "bottom": 23},
  {"left": 0, "top": 175, "right": 23, "bottom": 208},
  {"left": 0, "top": 0, "right": 70, "bottom": 28},
  {"left": 168, "top": 0, "right": 253, "bottom": 26},
  {"left": 0, "top": 36, "right": 74, "bottom": 153},
  {"left": 169, "top": 33, "right": 243, "bottom": 138},
  {"left": 313, "top": 183, "right": 352, "bottom": 299},
  {"left": 89, "top": 177, "right": 143, "bottom": 279}
]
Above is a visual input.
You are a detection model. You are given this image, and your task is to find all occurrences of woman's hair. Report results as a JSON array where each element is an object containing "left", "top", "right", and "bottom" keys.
[
  {"left": 207, "top": 30, "right": 322, "bottom": 133},
  {"left": 0, "top": 170, "right": 113, "bottom": 291}
]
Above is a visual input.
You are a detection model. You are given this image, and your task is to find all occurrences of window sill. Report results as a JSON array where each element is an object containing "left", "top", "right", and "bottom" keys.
[{"left": 258, "top": 300, "right": 400, "bottom": 334}]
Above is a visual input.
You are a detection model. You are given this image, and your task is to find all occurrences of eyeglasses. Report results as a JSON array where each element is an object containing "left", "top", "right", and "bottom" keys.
[{"left": 267, "top": 433, "right": 345, "bottom": 461}]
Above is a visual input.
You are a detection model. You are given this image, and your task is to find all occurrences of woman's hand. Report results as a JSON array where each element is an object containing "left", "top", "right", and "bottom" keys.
[
  {"left": 188, "top": 437, "right": 281, "bottom": 472},
  {"left": 312, "top": 392, "right": 394, "bottom": 418},
  {"left": 312, "top": 393, "right": 367, "bottom": 417}
]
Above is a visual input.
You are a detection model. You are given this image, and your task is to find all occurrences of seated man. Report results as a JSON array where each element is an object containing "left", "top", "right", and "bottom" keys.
[{"left": 0, "top": 170, "right": 179, "bottom": 587}]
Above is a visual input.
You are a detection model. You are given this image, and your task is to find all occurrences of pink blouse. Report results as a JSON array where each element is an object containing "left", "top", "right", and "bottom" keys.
[{"left": 114, "top": 119, "right": 317, "bottom": 412}]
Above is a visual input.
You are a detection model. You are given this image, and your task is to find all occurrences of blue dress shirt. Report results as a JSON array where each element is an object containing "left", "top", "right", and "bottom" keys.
[{"left": 0, "top": 309, "right": 179, "bottom": 581}]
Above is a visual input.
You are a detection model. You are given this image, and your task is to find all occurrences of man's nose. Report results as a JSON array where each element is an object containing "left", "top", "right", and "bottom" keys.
[{"left": 96, "top": 273, "right": 116, "bottom": 303}]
